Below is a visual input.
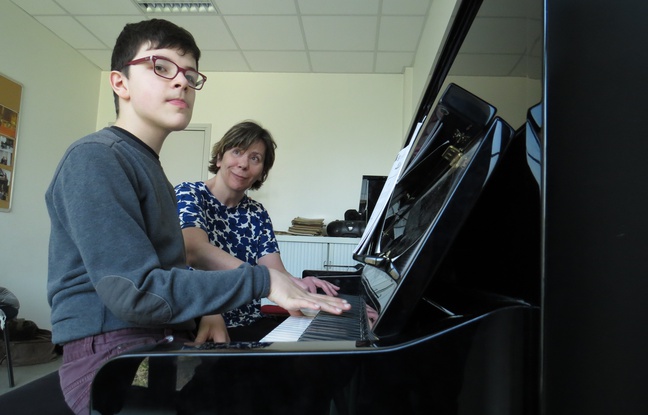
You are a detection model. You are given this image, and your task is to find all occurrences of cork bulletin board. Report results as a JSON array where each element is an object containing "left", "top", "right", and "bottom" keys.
[{"left": 0, "top": 73, "right": 22, "bottom": 211}]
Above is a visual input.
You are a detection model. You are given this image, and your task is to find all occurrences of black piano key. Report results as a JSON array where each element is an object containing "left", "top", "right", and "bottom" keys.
[{"left": 299, "top": 294, "right": 370, "bottom": 341}]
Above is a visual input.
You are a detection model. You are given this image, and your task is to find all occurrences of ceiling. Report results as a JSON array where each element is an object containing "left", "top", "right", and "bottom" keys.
[{"left": 9, "top": 0, "right": 435, "bottom": 74}]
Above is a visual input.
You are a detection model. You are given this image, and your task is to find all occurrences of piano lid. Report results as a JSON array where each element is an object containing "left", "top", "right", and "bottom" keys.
[
  {"left": 355, "top": 83, "right": 498, "bottom": 276},
  {"left": 350, "top": 0, "right": 542, "bottom": 340},
  {"left": 376, "top": 84, "right": 497, "bottom": 269},
  {"left": 363, "top": 112, "right": 515, "bottom": 338}
]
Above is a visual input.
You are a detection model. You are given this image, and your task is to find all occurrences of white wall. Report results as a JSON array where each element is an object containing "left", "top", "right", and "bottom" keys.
[
  {"left": 0, "top": 0, "right": 102, "bottom": 329},
  {"left": 0, "top": 0, "right": 456, "bottom": 330},
  {"left": 98, "top": 72, "right": 405, "bottom": 232},
  {"left": 0, "top": 3, "right": 405, "bottom": 329},
  {"left": 94, "top": 0, "right": 464, "bottom": 232},
  {"left": 407, "top": 0, "right": 460, "bottom": 125}
]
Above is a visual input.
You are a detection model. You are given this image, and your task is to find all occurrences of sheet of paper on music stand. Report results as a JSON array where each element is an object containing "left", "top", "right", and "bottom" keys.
[{"left": 355, "top": 137, "right": 415, "bottom": 254}]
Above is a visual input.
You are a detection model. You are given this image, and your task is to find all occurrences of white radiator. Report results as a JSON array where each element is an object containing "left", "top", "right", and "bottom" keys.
[
  {"left": 277, "top": 239, "right": 360, "bottom": 277},
  {"left": 277, "top": 240, "right": 327, "bottom": 277},
  {"left": 326, "top": 243, "right": 361, "bottom": 272}
]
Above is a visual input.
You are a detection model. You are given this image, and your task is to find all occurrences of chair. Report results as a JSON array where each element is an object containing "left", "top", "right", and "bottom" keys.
[{"left": 0, "top": 286, "right": 19, "bottom": 387}]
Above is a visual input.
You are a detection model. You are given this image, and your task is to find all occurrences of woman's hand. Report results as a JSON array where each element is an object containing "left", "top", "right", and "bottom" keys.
[
  {"left": 293, "top": 276, "right": 340, "bottom": 296},
  {"left": 366, "top": 304, "right": 379, "bottom": 329}
]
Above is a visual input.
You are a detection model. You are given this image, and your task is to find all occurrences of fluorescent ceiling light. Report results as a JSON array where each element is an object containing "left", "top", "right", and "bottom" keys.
[{"left": 134, "top": 1, "right": 217, "bottom": 13}]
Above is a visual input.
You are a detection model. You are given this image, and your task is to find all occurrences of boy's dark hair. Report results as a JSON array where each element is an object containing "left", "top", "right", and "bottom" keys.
[
  {"left": 111, "top": 19, "right": 201, "bottom": 115},
  {"left": 208, "top": 121, "right": 277, "bottom": 191}
]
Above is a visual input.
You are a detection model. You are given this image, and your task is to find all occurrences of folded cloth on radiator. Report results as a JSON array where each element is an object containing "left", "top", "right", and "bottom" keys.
[{"left": 287, "top": 217, "right": 325, "bottom": 235}]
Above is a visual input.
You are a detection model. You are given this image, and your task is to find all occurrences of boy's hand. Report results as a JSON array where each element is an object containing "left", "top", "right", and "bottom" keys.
[
  {"left": 267, "top": 269, "right": 350, "bottom": 315},
  {"left": 195, "top": 314, "right": 230, "bottom": 343}
]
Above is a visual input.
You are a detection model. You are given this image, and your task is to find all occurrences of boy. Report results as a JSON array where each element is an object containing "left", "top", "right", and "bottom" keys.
[{"left": 45, "top": 19, "right": 349, "bottom": 415}]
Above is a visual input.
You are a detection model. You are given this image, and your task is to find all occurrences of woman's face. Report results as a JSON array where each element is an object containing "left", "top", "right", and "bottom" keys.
[{"left": 217, "top": 139, "right": 266, "bottom": 192}]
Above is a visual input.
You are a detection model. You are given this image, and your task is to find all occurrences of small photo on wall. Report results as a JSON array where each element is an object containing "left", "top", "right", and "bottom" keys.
[
  {"left": 0, "top": 73, "right": 22, "bottom": 212},
  {"left": 0, "top": 105, "right": 18, "bottom": 139},
  {"left": 0, "top": 135, "right": 15, "bottom": 166},
  {"left": 0, "top": 168, "right": 11, "bottom": 201}
]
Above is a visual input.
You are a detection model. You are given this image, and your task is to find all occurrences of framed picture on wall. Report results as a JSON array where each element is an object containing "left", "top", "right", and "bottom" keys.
[{"left": 0, "top": 73, "right": 22, "bottom": 212}]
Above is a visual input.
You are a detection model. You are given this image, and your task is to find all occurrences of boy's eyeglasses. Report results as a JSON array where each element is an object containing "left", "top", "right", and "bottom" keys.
[{"left": 123, "top": 55, "right": 207, "bottom": 90}]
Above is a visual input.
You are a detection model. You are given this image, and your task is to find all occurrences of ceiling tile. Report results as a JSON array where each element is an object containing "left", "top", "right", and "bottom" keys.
[
  {"left": 10, "top": 0, "right": 440, "bottom": 74},
  {"left": 382, "top": 0, "right": 431, "bottom": 15},
  {"left": 214, "top": 0, "right": 297, "bottom": 15},
  {"left": 378, "top": 16, "right": 426, "bottom": 51},
  {"left": 224, "top": 16, "right": 304, "bottom": 50},
  {"left": 310, "top": 51, "right": 374, "bottom": 73},
  {"left": 200, "top": 51, "right": 250, "bottom": 72},
  {"left": 35, "top": 16, "right": 105, "bottom": 49},
  {"left": 77, "top": 15, "right": 145, "bottom": 48},
  {"left": 164, "top": 16, "right": 238, "bottom": 50},
  {"left": 52, "top": 0, "right": 140, "bottom": 15},
  {"left": 297, "top": 0, "right": 380, "bottom": 15},
  {"left": 302, "top": 16, "right": 377, "bottom": 51},
  {"left": 244, "top": 51, "right": 310, "bottom": 72},
  {"left": 9, "top": 0, "right": 66, "bottom": 15}
]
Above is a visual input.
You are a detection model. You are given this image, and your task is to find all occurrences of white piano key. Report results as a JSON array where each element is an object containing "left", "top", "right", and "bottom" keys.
[{"left": 260, "top": 316, "right": 314, "bottom": 342}]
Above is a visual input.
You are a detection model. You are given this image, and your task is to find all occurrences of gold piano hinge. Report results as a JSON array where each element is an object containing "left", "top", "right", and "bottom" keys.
[
  {"left": 453, "top": 127, "right": 472, "bottom": 147},
  {"left": 379, "top": 251, "right": 400, "bottom": 280},
  {"left": 442, "top": 145, "right": 463, "bottom": 166}
]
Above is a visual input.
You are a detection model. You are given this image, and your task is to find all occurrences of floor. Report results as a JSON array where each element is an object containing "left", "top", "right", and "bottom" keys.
[{"left": 0, "top": 356, "right": 62, "bottom": 396}]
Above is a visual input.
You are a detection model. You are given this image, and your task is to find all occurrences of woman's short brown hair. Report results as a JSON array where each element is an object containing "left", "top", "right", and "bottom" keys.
[{"left": 208, "top": 121, "right": 277, "bottom": 190}]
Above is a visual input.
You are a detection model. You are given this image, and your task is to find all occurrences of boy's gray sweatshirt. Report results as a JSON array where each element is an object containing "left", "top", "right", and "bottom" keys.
[{"left": 45, "top": 127, "right": 270, "bottom": 345}]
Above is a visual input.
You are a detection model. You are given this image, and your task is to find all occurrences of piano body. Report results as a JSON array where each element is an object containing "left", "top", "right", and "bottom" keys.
[{"left": 91, "top": 0, "right": 543, "bottom": 413}]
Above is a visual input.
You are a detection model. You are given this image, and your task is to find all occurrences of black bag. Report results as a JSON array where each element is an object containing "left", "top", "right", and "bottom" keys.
[
  {"left": 7, "top": 318, "right": 38, "bottom": 341},
  {"left": 1, "top": 318, "right": 58, "bottom": 366}
]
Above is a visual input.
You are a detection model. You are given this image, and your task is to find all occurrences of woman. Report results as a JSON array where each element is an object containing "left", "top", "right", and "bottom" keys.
[{"left": 175, "top": 121, "right": 339, "bottom": 342}]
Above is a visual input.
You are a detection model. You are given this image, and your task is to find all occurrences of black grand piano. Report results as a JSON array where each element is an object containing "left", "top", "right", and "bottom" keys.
[{"left": 91, "top": 0, "right": 543, "bottom": 413}]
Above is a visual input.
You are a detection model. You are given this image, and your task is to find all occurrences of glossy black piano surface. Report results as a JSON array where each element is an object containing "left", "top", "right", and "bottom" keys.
[
  {"left": 91, "top": 0, "right": 543, "bottom": 412},
  {"left": 91, "top": 305, "right": 538, "bottom": 415},
  {"left": 90, "top": 104, "right": 541, "bottom": 415}
]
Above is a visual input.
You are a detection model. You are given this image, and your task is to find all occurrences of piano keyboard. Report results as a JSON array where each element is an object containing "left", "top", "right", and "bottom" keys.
[
  {"left": 259, "top": 315, "right": 313, "bottom": 342},
  {"left": 261, "top": 294, "right": 375, "bottom": 342}
]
